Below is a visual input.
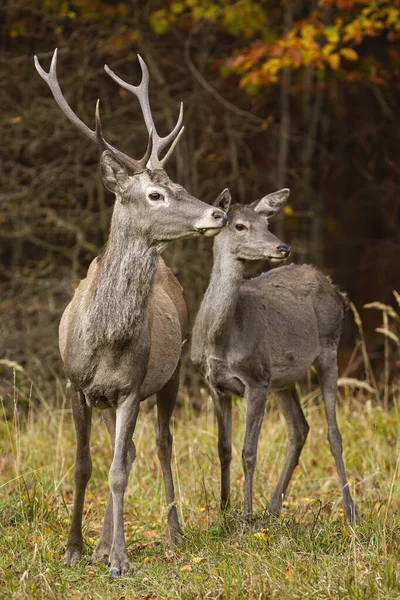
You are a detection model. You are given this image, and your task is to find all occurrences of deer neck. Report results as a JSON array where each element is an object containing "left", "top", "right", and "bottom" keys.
[
  {"left": 199, "top": 248, "right": 244, "bottom": 347},
  {"left": 83, "top": 218, "right": 159, "bottom": 347}
]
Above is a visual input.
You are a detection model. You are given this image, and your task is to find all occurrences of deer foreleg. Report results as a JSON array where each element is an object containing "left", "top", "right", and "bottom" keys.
[
  {"left": 155, "top": 365, "right": 183, "bottom": 545},
  {"left": 108, "top": 394, "right": 140, "bottom": 577},
  {"left": 268, "top": 386, "right": 309, "bottom": 515},
  {"left": 242, "top": 386, "right": 268, "bottom": 518},
  {"left": 64, "top": 385, "right": 92, "bottom": 566},
  {"left": 92, "top": 408, "right": 136, "bottom": 565},
  {"left": 212, "top": 391, "right": 232, "bottom": 510}
]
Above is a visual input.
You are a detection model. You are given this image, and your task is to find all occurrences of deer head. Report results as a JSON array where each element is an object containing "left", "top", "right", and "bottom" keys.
[
  {"left": 213, "top": 188, "right": 291, "bottom": 262},
  {"left": 34, "top": 50, "right": 227, "bottom": 242}
]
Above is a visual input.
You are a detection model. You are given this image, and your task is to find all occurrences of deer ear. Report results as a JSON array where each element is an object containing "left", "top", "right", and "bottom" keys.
[
  {"left": 100, "top": 151, "right": 128, "bottom": 194},
  {"left": 213, "top": 188, "right": 232, "bottom": 212},
  {"left": 250, "top": 188, "right": 290, "bottom": 218}
]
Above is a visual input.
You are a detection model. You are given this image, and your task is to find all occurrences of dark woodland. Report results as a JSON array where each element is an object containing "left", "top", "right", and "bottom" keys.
[{"left": 1, "top": 0, "right": 399, "bottom": 408}]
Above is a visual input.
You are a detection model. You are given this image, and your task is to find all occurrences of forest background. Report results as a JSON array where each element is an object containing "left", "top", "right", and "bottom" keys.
[
  {"left": 1, "top": 0, "right": 399, "bottom": 406},
  {"left": 1, "top": 2, "right": 400, "bottom": 598}
]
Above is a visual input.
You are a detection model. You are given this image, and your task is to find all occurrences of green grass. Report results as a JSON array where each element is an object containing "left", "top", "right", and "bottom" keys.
[{"left": 1, "top": 380, "right": 400, "bottom": 599}]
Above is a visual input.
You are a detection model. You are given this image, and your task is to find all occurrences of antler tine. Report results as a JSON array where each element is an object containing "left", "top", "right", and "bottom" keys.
[
  {"left": 141, "top": 127, "right": 154, "bottom": 169},
  {"left": 34, "top": 49, "right": 147, "bottom": 172},
  {"left": 94, "top": 100, "right": 150, "bottom": 170},
  {"left": 104, "top": 55, "right": 184, "bottom": 170},
  {"left": 160, "top": 125, "right": 185, "bottom": 169}
]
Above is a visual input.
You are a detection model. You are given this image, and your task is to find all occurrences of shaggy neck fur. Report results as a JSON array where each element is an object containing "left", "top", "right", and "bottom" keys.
[
  {"left": 82, "top": 212, "right": 158, "bottom": 348},
  {"left": 198, "top": 245, "right": 244, "bottom": 346}
]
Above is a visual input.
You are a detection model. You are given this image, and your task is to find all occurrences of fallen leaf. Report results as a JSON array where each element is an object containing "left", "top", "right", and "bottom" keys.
[
  {"left": 141, "top": 530, "right": 158, "bottom": 539},
  {"left": 285, "top": 566, "right": 293, "bottom": 581},
  {"left": 253, "top": 530, "right": 269, "bottom": 541}
]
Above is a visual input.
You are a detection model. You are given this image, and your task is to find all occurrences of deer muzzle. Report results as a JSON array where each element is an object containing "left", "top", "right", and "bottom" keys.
[{"left": 194, "top": 208, "right": 228, "bottom": 236}]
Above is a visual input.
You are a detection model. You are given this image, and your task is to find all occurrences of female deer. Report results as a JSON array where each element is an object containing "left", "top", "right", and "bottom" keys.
[{"left": 191, "top": 189, "right": 356, "bottom": 524}]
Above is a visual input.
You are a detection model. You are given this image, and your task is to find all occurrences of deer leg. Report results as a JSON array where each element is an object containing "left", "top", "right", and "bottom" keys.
[
  {"left": 156, "top": 365, "right": 184, "bottom": 545},
  {"left": 242, "top": 386, "right": 268, "bottom": 518},
  {"left": 211, "top": 391, "right": 232, "bottom": 511},
  {"left": 92, "top": 409, "right": 136, "bottom": 565},
  {"left": 64, "top": 386, "right": 92, "bottom": 566},
  {"left": 108, "top": 393, "right": 140, "bottom": 577},
  {"left": 268, "top": 386, "right": 309, "bottom": 516},
  {"left": 315, "top": 350, "right": 357, "bottom": 524}
]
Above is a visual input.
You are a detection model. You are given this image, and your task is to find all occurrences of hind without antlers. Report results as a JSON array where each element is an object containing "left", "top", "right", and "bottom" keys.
[
  {"left": 191, "top": 188, "right": 357, "bottom": 524},
  {"left": 35, "top": 49, "right": 227, "bottom": 577}
]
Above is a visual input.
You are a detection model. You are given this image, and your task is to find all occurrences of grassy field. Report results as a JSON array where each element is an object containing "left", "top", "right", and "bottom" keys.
[{"left": 1, "top": 375, "right": 400, "bottom": 600}]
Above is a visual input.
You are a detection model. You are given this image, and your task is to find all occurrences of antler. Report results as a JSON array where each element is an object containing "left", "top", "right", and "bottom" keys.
[
  {"left": 104, "top": 55, "right": 184, "bottom": 170},
  {"left": 34, "top": 48, "right": 152, "bottom": 172}
]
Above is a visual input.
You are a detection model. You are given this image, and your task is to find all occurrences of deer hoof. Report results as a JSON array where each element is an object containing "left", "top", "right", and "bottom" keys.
[
  {"left": 109, "top": 548, "right": 130, "bottom": 578},
  {"left": 166, "top": 526, "right": 184, "bottom": 546},
  {"left": 110, "top": 563, "right": 129, "bottom": 578},
  {"left": 345, "top": 502, "right": 359, "bottom": 525},
  {"left": 63, "top": 545, "right": 82, "bottom": 566},
  {"left": 91, "top": 542, "right": 111, "bottom": 565}
]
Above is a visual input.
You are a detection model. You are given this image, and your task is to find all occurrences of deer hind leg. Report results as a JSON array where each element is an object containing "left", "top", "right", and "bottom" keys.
[
  {"left": 211, "top": 390, "right": 232, "bottom": 511},
  {"left": 92, "top": 408, "right": 136, "bottom": 565},
  {"left": 268, "top": 386, "right": 309, "bottom": 516},
  {"left": 315, "top": 349, "right": 357, "bottom": 524},
  {"left": 156, "top": 364, "right": 184, "bottom": 545},
  {"left": 242, "top": 386, "right": 268, "bottom": 518},
  {"left": 64, "top": 385, "right": 92, "bottom": 566}
]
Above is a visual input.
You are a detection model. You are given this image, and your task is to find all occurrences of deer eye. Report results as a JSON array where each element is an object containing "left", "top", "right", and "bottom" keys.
[
  {"left": 148, "top": 192, "right": 162, "bottom": 201},
  {"left": 235, "top": 223, "right": 246, "bottom": 231}
]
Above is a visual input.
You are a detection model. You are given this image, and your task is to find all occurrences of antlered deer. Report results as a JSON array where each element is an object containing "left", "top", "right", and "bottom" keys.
[
  {"left": 35, "top": 50, "right": 227, "bottom": 576},
  {"left": 191, "top": 189, "right": 356, "bottom": 524}
]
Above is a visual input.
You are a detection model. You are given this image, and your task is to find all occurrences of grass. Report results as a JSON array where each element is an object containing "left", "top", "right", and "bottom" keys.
[{"left": 1, "top": 376, "right": 400, "bottom": 599}]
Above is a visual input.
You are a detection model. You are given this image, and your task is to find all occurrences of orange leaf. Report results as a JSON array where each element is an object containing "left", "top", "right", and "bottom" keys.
[
  {"left": 288, "top": 45, "right": 302, "bottom": 67},
  {"left": 141, "top": 530, "right": 158, "bottom": 539},
  {"left": 270, "top": 43, "right": 283, "bottom": 57},
  {"left": 285, "top": 566, "right": 293, "bottom": 581}
]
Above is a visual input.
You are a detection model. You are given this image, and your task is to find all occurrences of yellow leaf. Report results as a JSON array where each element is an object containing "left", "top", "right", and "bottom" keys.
[
  {"left": 283, "top": 205, "right": 294, "bottom": 216},
  {"left": 340, "top": 48, "right": 358, "bottom": 61},
  {"left": 253, "top": 530, "right": 269, "bottom": 541},
  {"left": 261, "top": 116, "right": 274, "bottom": 131},
  {"left": 327, "top": 53, "right": 340, "bottom": 70},
  {"left": 171, "top": 2, "right": 185, "bottom": 15},
  {"left": 149, "top": 9, "right": 170, "bottom": 34},
  {"left": 322, "top": 43, "right": 336, "bottom": 57},
  {"left": 193, "top": 557, "right": 207, "bottom": 564},
  {"left": 180, "top": 564, "right": 192, "bottom": 572},
  {"left": 325, "top": 26, "right": 340, "bottom": 44}
]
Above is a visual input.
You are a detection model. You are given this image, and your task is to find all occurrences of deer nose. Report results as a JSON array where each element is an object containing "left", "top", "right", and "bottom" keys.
[
  {"left": 212, "top": 210, "right": 228, "bottom": 226},
  {"left": 277, "top": 243, "right": 291, "bottom": 257}
]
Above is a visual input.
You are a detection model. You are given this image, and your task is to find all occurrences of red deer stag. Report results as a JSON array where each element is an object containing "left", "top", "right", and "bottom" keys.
[
  {"left": 191, "top": 189, "right": 357, "bottom": 524},
  {"left": 35, "top": 49, "right": 227, "bottom": 577}
]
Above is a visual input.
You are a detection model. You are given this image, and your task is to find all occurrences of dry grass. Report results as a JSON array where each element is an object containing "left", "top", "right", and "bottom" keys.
[{"left": 1, "top": 368, "right": 400, "bottom": 599}]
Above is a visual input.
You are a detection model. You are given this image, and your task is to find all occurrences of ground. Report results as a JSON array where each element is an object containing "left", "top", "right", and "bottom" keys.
[{"left": 0, "top": 375, "right": 399, "bottom": 600}]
